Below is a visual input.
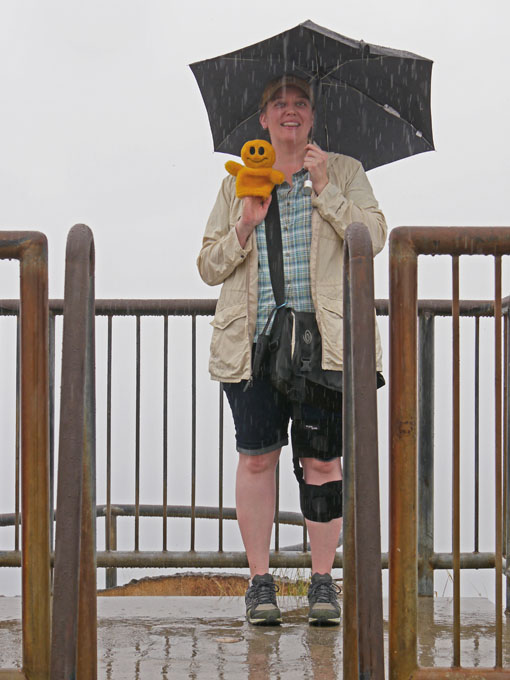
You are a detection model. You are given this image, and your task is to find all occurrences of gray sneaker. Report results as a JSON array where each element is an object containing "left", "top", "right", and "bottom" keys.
[
  {"left": 307, "top": 573, "right": 341, "bottom": 626},
  {"left": 245, "top": 573, "right": 282, "bottom": 625}
]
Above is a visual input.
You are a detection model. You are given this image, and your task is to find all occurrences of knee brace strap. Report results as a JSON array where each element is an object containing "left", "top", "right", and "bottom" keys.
[{"left": 293, "top": 460, "right": 343, "bottom": 522}]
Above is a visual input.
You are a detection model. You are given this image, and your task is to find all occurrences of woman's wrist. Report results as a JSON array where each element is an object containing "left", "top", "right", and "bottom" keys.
[
  {"left": 311, "top": 171, "right": 329, "bottom": 196},
  {"left": 235, "top": 218, "right": 251, "bottom": 248},
  {"left": 313, "top": 179, "right": 328, "bottom": 196}
]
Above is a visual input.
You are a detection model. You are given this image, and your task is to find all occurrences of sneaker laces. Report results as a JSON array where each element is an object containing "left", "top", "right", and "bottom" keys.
[
  {"left": 309, "top": 579, "right": 341, "bottom": 603},
  {"left": 250, "top": 580, "right": 279, "bottom": 604}
]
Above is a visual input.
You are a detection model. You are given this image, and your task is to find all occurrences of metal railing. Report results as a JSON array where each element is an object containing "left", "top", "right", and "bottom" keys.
[
  {"left": 0, "top": 242, "right": 509, "bottom": 599},
  {"left": 0, "top": 226, "right": 509, "bottom": 677},
  {"left": 343, "top": 223, "right": 384, "bottom": 680},
  {"left": 0, "top": 299, "right": 509, "bottom": 582},
  {"left": 389, "top": 226, "right": 510, "bottom": 679}
]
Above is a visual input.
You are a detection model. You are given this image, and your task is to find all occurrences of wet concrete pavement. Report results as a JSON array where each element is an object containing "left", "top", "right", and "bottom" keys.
[{"left": 1, "top": 596, "right": 510, "bottom": 678}]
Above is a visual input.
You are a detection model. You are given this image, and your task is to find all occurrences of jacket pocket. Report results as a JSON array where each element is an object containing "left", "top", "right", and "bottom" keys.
[
  {"left": 209, "top": 304, "right": 248, "bottom": 378},
  {"left": 316, "top": 294, "right": 343, "bottom": 369}
]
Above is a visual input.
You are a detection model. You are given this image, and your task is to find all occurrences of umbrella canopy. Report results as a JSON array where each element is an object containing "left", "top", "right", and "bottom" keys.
[{"left": 189, "top": 20, "right": 434, "bottom": 171}]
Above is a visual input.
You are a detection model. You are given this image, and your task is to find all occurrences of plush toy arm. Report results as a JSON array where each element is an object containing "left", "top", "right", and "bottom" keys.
[
  {"left": 225, "top": 160, "right": 244, "bottom": 177},
  {"left": 270, "top": 169, "right": 285, "bottom": 185}
]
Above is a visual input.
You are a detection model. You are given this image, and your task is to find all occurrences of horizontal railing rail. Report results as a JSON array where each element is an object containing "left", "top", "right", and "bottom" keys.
[{"left": 0, "top": 296, "right": 509, "bottom": 316}]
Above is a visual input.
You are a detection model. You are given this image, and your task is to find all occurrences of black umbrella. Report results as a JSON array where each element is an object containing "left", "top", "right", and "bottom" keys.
[{"left": 189, "top": 20, "right": 434, "bottom": 170}]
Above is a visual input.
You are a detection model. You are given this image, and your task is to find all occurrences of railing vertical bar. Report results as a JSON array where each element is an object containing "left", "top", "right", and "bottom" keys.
[
  {"left": 474, "top": 317, "right": 480, "bottom": 553},
  {"left": 218, "top": 383, "right": 224, "bottom": 552},
  {"left": 503, "top": 314, "right": 508, "bottom": 557},
  {"left": 15, "top": 313, "right": 20, "bottom": 552},
  {"left": 506, "top": 311, "right": 510, "bottom": 613},
  {"left": 302, "top": 521, "right": 307, "bottom": 552},
  {"left": 191, "top": 314, "right": 196, "bottom": 551},
  {"left": 389, "top": 231, "right": 418, "bottom": 680},
  {"left": 452, "top": 255, "right": 461, "bottom": 667},
  {"left": 49, "top": 311, "right": 55, "bottom": 552},
  {"left": 135, "top": 314, "right": 141, "bottom": 552},
  {"left": 105, "top": 315, "right": 116, "bottom": 588},
  {"left": 163, "top": 315, "right": 168, "bottom": 552},
  {"left": 274, "top": 462, "right": 280, "bottom": 552},
  {"left": 494, "top": 255, "right": 503, "bottom": 666},
  {"left": 418, "top": 312, "right": 435, "bottom": 596}
]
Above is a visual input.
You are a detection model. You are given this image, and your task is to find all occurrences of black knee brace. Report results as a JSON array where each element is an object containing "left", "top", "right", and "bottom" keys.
[{"left": 293, "top": 459, "right": 343, "bottom": 522}]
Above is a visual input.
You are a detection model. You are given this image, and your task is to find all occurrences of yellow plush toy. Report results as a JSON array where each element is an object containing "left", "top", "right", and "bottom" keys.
[{"left": 225, "top": 140, "right": 285, "bottom": 200}]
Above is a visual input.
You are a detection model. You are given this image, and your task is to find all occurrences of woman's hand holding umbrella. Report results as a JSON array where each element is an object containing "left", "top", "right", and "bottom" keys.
[
  {"left": 235, "top": 194, "right": 272, "bottom": 248},
  {"left": 304, "top": 143, "right": 329, "bottom": 196}
]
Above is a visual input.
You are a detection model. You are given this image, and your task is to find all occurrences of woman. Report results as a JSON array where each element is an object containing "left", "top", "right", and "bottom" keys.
[{"left": 197, "top": 74, "right": 387, "bottom": 626}]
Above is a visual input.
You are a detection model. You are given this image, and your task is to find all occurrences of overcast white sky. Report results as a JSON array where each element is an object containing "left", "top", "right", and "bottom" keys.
[
  {"left": 0, "top": 0, "right": 508, "bottom": 301},
  {"left": 0, "top": 0, "right": 509, "bottom": 598}
]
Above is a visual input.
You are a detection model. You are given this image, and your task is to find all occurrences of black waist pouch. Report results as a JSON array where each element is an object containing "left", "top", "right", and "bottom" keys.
[{"left": 254, "top": 306, "right": 342, "bottom": 411}]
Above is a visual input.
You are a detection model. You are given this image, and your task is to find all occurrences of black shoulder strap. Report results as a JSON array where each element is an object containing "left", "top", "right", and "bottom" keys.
[{"left": 264, "top": 187, "right": 285, "bottom": 307}]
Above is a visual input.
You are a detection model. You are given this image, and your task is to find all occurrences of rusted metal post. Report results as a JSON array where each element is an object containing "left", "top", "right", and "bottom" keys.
[
  {"left": 21, "top": 234, "right": 51, "bottom": 680},
  {"left": 163, "top": 315, "right": 169, "bottom": 552},
  {"left": 51, "top": 225, "right": 96, "bottom": 680},
  {"left": 389, "top": 228, "right": 418, "bottom": 680},
  {"left": 135, "top": 315, "right": 141, "bottom": 551},
  {"left": 494, "top": 256, "right": 503, "bottom": 666},
  {"left": 418, "top": 312, "right": 435, "bottom": 596},
  {"left": 0, "top": 232, "right": 51, "bottom": 680},
  {"left": 77, "top": 226, "right": 97, "bottom": 680},
  {"left": 350, "top": 223, "right": 385, "bottom": 678},
  {"left": 49, "top": 311, "right": 56, "bottom": 554},
  {"left": 505, "top": 312, "right": 510, "bottom": 614},
  {"left": 475, "top": 318, "right": 480, "bottom": 553},
  {"left": 344, "top": 223, "right": 385, "bottom": 680},
  {"left": 15, "top": 316, "right": 21, "bottom": 554},
  {"left": 342, "top": 230, "right": 358, "bottom": 680},
  {"left": 218, "top": 383, "right": 224, "bottom": 552},
  {"left": 105, "top": 314, "right": 117, "bottom": 588},
  {"left": 191, "top": 314, "right": 197, "bottom": 551},
  {"left": 452, "top": 256, "right": 461, "bottom": 666}
]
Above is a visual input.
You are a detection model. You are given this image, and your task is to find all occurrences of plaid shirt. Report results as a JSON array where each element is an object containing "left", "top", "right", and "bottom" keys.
[{"left": 255, "top": 169, "right": 315, "bottom": 339}]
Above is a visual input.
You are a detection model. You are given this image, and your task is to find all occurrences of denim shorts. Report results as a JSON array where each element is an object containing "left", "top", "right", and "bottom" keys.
[{"left": 222, "top": 370, "right": 342, "bottom": 461}]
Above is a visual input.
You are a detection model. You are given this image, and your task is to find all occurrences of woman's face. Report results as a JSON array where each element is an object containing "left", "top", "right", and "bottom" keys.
[{"left": 259, "top": 86, "right": 314, "bottom": 149}]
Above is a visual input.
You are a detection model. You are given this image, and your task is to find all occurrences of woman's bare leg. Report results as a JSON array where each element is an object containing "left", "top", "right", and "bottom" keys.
[{"left": 236, "top": 448, "right": 281, "bottom": 578}]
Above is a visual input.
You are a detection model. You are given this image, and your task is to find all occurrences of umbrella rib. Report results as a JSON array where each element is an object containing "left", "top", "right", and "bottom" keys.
[
  {"left": 216, "top": 110, "right": 262, "bottom": 150},
  {"left": 318, "top": 77, "right": 432, "bottom": 143},
  {"left": 216, "top": 57, "right": 271, "bottom": 63},
  {"left": 320, "top": 55, "right": 381, "bottom": 80}
]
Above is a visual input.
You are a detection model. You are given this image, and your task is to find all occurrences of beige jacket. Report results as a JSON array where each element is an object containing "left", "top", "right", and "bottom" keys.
[{"left": 197, "top": 153, "right": 387, "bottom": 382}]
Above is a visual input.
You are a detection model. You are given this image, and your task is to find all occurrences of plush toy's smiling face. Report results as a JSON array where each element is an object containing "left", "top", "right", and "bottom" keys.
[{"left": 240, "top": 140, "right": 276, "bottom": 168}]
